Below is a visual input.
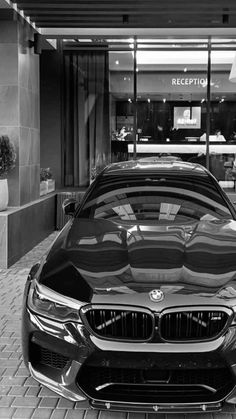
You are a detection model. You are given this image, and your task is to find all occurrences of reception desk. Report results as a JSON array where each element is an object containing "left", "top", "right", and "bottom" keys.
[
  {"left": 128, "top": 142, "right": 236, "bottom": 185},
  {"left": 128, "top": 143, "right": 236, "bottom": 155}
]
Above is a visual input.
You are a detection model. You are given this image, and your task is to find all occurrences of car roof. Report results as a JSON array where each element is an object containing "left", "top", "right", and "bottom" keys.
[{"left": 102, "top": 159, "right": 209, "bottom": 178}]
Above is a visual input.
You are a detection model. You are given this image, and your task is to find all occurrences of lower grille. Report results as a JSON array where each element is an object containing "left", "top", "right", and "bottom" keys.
[
  {"left": 78, "top": 365, "right": 234, "bottom": 404},
  {"left": 160, "top": 310, "right": 229, "bottom": 341},
  {"left": 31, "top": 343, "right": 70, "bottom": 370},
  {"left": 82, "top": 307, "right": 153, "bottom": 340}
]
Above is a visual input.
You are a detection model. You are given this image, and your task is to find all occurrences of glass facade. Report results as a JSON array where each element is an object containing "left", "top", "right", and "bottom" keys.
[{"left": 62, "top": 37, "right": 236, "bottom": 189}]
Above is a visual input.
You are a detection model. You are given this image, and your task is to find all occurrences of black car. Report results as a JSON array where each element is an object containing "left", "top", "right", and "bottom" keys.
[{"left": 22, "top": 159, "right": 236, "bottom": 413}]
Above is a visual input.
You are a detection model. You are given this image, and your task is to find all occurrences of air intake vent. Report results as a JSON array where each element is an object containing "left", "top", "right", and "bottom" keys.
[
  {"left": 40, "top": 347, "right": 69, "bottom": 369},
  {"left": 83, "top": 307, "right": 153, "bottom": 341},
  {"left": 31, "top": 343, "right": 70, "bottom": 370},
  {"left": 160, "top": 310, "right": 229, "bottom": 341},
  {"left": 78, "top": 365, "right": 233, "bottom": 404}
]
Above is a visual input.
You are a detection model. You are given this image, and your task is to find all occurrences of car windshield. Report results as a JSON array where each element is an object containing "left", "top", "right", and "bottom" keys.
[{"left": 78, "top": 173, "right": 232, "bottom": 223}]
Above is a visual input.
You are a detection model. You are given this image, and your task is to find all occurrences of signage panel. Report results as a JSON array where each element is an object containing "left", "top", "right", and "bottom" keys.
[{"left": 173, "top": 106, "right": 201, "bottom": 129}]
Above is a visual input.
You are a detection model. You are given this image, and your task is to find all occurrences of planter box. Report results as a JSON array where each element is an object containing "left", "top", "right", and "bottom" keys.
[
  {"left": 40, "top": 181, "right": 48, "bottom": 196},
  {"left": 46, "top": 179, "right": 55, "bottom": 193},
  {"left": 40, "top": 179, "right": 55, "bottom": 196}
]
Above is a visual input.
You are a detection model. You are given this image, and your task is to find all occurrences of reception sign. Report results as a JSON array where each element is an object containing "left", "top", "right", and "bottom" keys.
[
  {"left": 171, "top": 77, "right": 207, "bottom": 87},
  {"left": 110, "top": 72, "right": 236, "bottom": 94}
]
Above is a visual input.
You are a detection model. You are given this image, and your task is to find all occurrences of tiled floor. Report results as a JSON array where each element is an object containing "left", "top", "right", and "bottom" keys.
[{"left": 1, "top": 232, "right": 236, "bottom": 418}]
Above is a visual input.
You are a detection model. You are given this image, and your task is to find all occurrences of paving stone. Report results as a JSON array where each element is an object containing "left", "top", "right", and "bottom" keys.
[
  {"left": 0, "top": 361, "right": 20, "bottom": 369},
  {"left": 0, "top": 407, "right": 16, "bottom": 418},
  {"left": 12, "top": 408, "right": 36, "bottom": 418},
  {"left": 0, "top": 396, "right": 15, "bottom": 407},
  {"left": 3, "top": 345, "right": 19, "bottom": 353},
  {"left": 83, "top": 411, "right": 99, "bottom": 419},
  {"left": 0, "top": 377, "right": 26, "bottom": 387},
  {"left": 31, "top": 409, "right": 54, "bottom": 419},
  {"left": 0, "top": 338, "right": 14, "bottom": 345},
  {"left": 38, "top": 387, "right": 57, "bottom": 398},
  {"left": 57, "top": 399, "right": 76, "bottom": 409},
  {"left": 8, "top": 387, "right": 28, "bottom": 397},
  {"left": 64, "top": 411, "right": 85, "bottom": 419},
  {"left": 25, "top": 387, "right": 40, "bottom": 397},
  {"left": 0, "top": 352, "right": 11, "bottom": 359},
  {"left": 8, "top": 353, "right": 22, "bottom": 360},
  {"left": 14, "top": 367, "right": 29, "bottom": 377},
  {"left": 50, "top": 411, "right": 66, "bottom": 419},
  {"left": 11, "top": 396, "right": 40, "bottom": 408},
  {"left": 39, "top": 397, "right": 59, "bottom": 408},
  {"left": 0, "top": 386, "right": 10, "bottom": 396},
  {"left": 24, "top": 377, "right": 40, "bottom": 387},
  {"left": 74, "top": 401, "right": 90, "bottom": 410},
  {"left": 2, "top": 368, "right": 18, "bottom": 377},
  {"left": 99, "top": 412, "right": 127, "bottom": 419}
]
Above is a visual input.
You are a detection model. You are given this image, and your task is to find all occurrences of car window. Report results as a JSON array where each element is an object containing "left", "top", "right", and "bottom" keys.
[{"left": 78, "top": 174, "right": 232, "bottom": 223}]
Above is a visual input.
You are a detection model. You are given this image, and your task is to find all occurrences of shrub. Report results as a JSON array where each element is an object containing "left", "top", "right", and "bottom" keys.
[
  {"left": 0, "top": 135, "right": 16, "bottom": 178},
  {"left": 40, "top": 167, "right": 52, "bottom": 182}
]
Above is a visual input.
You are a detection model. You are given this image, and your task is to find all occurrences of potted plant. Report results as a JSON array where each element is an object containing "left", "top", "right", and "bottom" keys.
[
  {"left": 0, "top": 135, "right": 16, "bottom": 211},
  {"left": 40, "top": 167, "right": 55, "bottom": 195}
]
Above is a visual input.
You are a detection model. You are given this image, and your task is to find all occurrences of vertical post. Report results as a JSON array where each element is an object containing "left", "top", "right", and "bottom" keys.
[
  {"left": 133, "top": 37, "right": 137, "bottom": 160},
  {"left": 206, "top": 37, "right": 211, "bottom": 170},
  {"left": 58, "top": 39, "right": 65, "bottom": 187}
]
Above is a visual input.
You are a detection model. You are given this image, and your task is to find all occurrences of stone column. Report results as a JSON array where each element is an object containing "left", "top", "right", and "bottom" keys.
[{"left": 0, "top": 19, "right": 40, "bottom": 206}]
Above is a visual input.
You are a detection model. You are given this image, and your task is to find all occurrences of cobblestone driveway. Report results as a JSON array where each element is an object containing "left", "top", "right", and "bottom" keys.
[{"left": 1, "top": 232, "right": 236, "bottom": 419}]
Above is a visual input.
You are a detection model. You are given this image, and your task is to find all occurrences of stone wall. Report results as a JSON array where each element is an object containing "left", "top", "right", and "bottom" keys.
[{"left": 0, "top": 19, "right": 40, "bottom": 206}]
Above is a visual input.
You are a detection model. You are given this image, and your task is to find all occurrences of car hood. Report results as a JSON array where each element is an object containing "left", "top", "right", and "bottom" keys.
[{"left": 40, "top": 218, "right": 236, "bottom": 309}]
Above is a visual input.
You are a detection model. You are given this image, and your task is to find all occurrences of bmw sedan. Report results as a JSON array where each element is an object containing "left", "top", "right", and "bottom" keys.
[{"left": 22, "top": 159, "right": 236, "bottom": 413}]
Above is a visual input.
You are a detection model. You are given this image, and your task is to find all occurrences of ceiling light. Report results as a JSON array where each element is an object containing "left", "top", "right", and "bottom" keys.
[
  {"left": 184, "top": 67, "right": 187, "bottom": 72},
  {"left": 147, "top": 98, "right": 151, "bottom": 103},
  {"left": 163, "top": 98, "right": 166, "bottom": 103},
  {"left": 115, "top": 60, "right": 119, "bottom": 65},
  {"left": 136, "top": 50, "right": 235, "bottom": 65}
]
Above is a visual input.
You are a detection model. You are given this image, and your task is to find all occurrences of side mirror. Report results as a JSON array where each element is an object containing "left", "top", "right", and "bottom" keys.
[{"left": 62, "top": 198, "right": 78, "bottom": 216}]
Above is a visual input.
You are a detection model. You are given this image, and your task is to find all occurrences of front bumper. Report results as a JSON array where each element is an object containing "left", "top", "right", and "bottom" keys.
[{"left": 22, "top": 304, "right": 236, "bottom": 413}]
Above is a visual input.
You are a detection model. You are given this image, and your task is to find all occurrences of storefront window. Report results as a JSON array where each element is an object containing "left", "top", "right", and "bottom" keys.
[
  {"left": 128, "top": 40, "right": 208, "bottom": 166},
  {"left": 109, "top": 50, "right": 134, "bottom": 163},
  {"left": 209, "top": 45, "right": 236, "bottom": 190},
  {"left": 62, "top": 37, "right": 236, "bottom": 190}
]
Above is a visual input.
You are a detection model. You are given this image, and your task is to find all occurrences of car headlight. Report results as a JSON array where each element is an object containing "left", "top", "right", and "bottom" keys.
[{"left": 27, "top": 279, "right": 82, "bottom": 322}]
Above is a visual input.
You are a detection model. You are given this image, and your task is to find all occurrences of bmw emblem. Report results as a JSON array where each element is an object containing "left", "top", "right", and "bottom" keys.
[{"left": 149, "top": 289, "right": 164, "bottom": 302}]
